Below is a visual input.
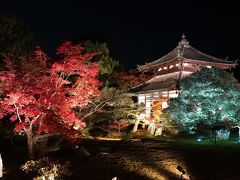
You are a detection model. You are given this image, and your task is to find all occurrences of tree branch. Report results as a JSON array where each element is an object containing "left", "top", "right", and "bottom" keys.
[{"left": 13, "top": 102, "right": 22, "bottom": 122}]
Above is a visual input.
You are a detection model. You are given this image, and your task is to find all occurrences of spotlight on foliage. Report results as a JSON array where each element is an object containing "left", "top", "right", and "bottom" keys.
[
  {"left": 0, "top": 41, "right": 102, "bottom": 159},
  {"left": 21, "top": 157, "right": 71, "bottom": 180},
  {"left": 170, "top": 68, "right": 240, "bottom": 142}
]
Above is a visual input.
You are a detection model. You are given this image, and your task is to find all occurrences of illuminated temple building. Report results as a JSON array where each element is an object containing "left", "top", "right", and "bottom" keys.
[{"left": 132, "top": 35, "right": 237, "bottom": 118}]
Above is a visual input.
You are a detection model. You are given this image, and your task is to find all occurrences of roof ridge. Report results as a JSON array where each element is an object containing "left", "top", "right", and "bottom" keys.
[
  {"left": 141, "top": 47, "right": 178, "bottom": 67},
  {"left": 138, "top": 37, "right": 236, "bottom": 71},
  {"left": 186, "top": 45, "right": 226, "bottom": 62}
]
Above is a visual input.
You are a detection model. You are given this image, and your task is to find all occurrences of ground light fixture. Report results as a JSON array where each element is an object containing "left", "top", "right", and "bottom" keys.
[
  {"left": 177, "top": 165, "right": 192, "bottom": 180},
  {"left": 177, "top": 165, "right": 185, "bottom": 179}
]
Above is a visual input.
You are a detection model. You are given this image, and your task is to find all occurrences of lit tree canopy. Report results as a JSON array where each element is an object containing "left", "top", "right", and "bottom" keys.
[
  {"left": 80, "top": 87, "right": 142, "bottom": 135},
  {"left": 170, "top": 68, "right": 240, "bottom": 132},
  {"left": 0, "top": 41, "right": 101, "bottom": 159}
]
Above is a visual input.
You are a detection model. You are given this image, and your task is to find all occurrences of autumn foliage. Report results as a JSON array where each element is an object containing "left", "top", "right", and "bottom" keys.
[
  {"left": 0, "top": 42, "right": 101, "bottom": 158},
  {"left": 149, "top": 98, "right": 166, "bottom": 122},
  {"left": 113, "top": 69, "right": 152, "bottom": 90}
]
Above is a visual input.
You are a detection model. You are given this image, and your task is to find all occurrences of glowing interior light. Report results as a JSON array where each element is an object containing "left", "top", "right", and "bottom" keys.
[
  {"left": 176, "top": 63, "right": 180, "bottom": 67},
  {"left": 158, "top": 68, "right": 162, "bottom": 71},
  {"left": 169, "top": 65, "right": 173, "bottom": 69},
  {"left": 164, "top": 67, "right": 167, "bottom": 70},
  {"left": 183, "top": 63, "right": 188, "bottom": 66},
  {"left": 206, "top": 65, "right": 212, "bottom": 68},
  {"left": 139, "top": 113, "right": 145, "bottom": 117},
  {"left": 162, "top": 101, "right": 168, "bottom": 109}
]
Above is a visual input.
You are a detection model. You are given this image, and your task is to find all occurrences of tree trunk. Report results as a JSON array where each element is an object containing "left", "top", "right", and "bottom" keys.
[
  {"left": 214, "top": 131, "right": 217, "bottom": 145},
  {"left": 211, "top": 130, "right": 217, "bottom": 145},
  {"left": 155, "top": 127, "right": 163, "bottom": 136},
  {"left": 238, "top": 127, "right": 240, "bottom": 138},
  {"left": 148, "top": 123, "right": 156, "bottom": 135},
  {"left": 132, "top": 118, "right": 140, "bottom": 133},
  {"left": 0, "top": 154, "right": 3, "bottom": 178},
  {"left": 235, "top": 126, "right": 240, "bottom": 138},
  {"left": 27, "top": 132, "right": 34, "bottom": 159}
]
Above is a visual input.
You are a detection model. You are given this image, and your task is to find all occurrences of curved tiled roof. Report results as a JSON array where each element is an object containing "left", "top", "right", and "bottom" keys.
[
  {"left": 182, "top": 46, "right": 228, "bottom": 63},
  {"left": 142, "top": 47, "right": 179, "bottom": 66},
  {"left": 138, "top": 35, "right": 235, "bottom": 70},
  {"left": 129, "top": 79, "right": 177, "bottom": 93}
]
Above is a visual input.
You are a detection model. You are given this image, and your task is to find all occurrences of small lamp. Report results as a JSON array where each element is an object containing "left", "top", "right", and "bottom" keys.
[{"left": 177, "top": 165, "right": 185, "bottom": 179}]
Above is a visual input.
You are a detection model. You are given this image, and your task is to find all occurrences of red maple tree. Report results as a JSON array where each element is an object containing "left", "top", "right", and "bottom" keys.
[
  {"left": 0, "top": 42, "right": 101, "bottom": 159},
  {"left": 113, "top": 69, "right": 152, "bottom": 90}
]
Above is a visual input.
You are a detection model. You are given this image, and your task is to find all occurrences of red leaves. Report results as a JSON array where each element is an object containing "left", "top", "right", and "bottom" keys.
[
  {"left": 14, "top": 122, "right": 26, "bottom": 132},
  {"left": 0, "top": 41, "right": 101, "bottom": 142},
  {"left": 10, "top": 115, "right": 17, "bottom": 122},
  {"left": 34, "top": 47, "right": 48, "bottom": 62},
  {"left": 109, "top": 119, "right": 129, "bottom": 132},
  {"left": 56, "top": 41, "right": 84, "bottom": 56},
  {"left": 113, "top": 69, "right": 152, "bottom": 90}
]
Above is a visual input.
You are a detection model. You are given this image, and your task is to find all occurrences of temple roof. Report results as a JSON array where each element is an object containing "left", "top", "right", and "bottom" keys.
[
  {"left": 129, "top": 79, "right": 177, "bottom": 93},
  {"left": 138, "top": 34, "right": 236, "bottom": 71}
]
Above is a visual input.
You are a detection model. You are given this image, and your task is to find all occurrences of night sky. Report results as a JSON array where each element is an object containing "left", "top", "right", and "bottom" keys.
[{"left": 1, "top": 1, "right": 240, "bottom": 71}]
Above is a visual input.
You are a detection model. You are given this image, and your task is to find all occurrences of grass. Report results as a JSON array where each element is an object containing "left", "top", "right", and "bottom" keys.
[
  {"left": 162, "top": 135, "right": 240, "bottom": 179},
  {"left": 168, "top": 135, "right": 240, "bottom": 147}
]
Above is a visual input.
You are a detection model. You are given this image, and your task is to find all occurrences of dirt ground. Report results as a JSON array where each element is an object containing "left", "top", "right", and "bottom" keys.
[
  {"left": 2, "top": 138, "right": 240, "bottom": 180},
  {"left": 70, "top": 139, "right": 189, "bottom": 180}
]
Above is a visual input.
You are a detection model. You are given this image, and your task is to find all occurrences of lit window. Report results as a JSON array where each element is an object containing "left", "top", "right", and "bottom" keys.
[
  {"left": 164, "top": 66, "right": 167, "bottom": 70},
  {"left": 169, "top": 65, "right": 173, "bottom": 69},
  {"left": 206, "top": 65, "right": 212, "bottom": 68},
  {"left": 176, "top": 63, "right": 180, "bottom": 67},
  {"left": 183, "top": 63, "right": 188, "bottom": 66},
  {"left": 158, "top": 68, "right": 162, "bottom": 71}
]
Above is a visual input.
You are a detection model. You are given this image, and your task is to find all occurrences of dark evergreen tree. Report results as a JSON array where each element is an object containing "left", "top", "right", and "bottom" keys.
[
  {"left": 0, "top": 15, "right": 35, "bottom": 57},
  {"left": 0, "top": 15, "right": 35, "bottom": 70},
  {"left": 82, "top": 40, "right": 119, "bottom": 87}
]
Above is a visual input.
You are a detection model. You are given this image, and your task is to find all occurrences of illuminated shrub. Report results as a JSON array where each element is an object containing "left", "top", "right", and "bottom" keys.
[{"left": 21, "top": 157, "right": 71, "bottom": 180}]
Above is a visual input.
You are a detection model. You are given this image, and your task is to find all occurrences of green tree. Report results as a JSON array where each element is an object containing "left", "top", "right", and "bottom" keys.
[
  {"left": 158, "top": 108, "right": 178, "bottom": 135},
  {"left": 78, "top": 88, "right": 142, "bottom": 136},
  {"left": 79, "top": 41, "right": 143, "bottom": 137},
  {"left": 82, "top": 40, "right": 119, "bottom": 87},
  {"left": 0, "top": 15, "right": 35, "bottom": 58},
  {"left": 170, "top": 68, "right": 240, "bottom": 138}
]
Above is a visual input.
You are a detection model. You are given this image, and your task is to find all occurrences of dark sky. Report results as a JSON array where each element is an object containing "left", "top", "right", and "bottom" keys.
[{"left": 1, "top": 1, "right": 240, "bottom": 70}]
